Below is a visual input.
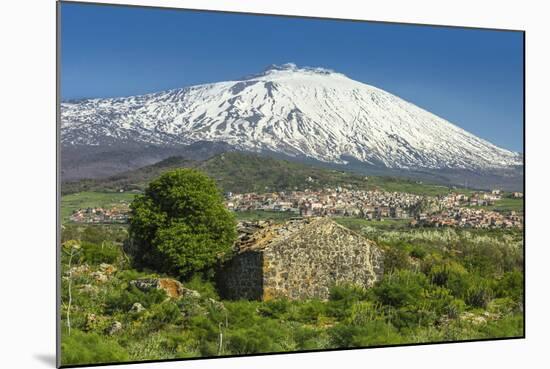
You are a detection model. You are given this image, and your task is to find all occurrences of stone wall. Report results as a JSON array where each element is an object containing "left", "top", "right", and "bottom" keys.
[
  {"left": 217, "top": 218, "right": 384, "bottom": 301},
  {"left": 217, "top": 251, "right": 264, "bottom": 300},
  {"left": 262, "top": 218, "right": 383, "bottom": 300}
]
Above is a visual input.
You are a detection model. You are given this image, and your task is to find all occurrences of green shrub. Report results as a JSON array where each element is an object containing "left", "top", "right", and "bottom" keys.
[
  {"left": 424, "top": 286, "right": 458, "bottom": 316},
  {"left": 445, "top": 299, "right": 467, "bottom": 319},
  {"left": 391, "top": 306, "right": 438, "bottom": 329},
  {"left": 382, "top": 246, "right": 411, "bottom": 272},
  {"left": 225, "top": 319, "right": 289, "bottom": 355},
  {"left": 347, "top": 301, "right": 382, "bottom": 325},
  {"left": 428, "top": 261, "right": 471, "bottom": 298},
  {"left": 328, "top": 321, "right": 402, "bottom": 348},
  {"left": 61, "top": 329, "right": 129, "bottom": 366},
  {"left": 287, "top": 299, "right": 326, "bottom": 324},
  {"left": 258, "top": 299, "right": 291, "bottom": 319},
  {"left": 488, "top": 297, "right": 519, "bottom": 315},
  {"left": 477, "top": 314, "right": 524, "bottom": 338},
  {"left": 80, "top": 225, "right": 128, "bottom": 244},
  {"left": 147, "top": 302, "right": 183, "bottom": 327},
  {"left": 410, "top": 246, "right": 427, "bottom": 259},
  {"left": 459, "top": 240, "right": 522, "bottom": 277},
  {"left": 162, "top": 332, "right": 201, "bottom": 358},
  {"left": 186, "top": 315, "right": 219, "bottom": 355},
  {"left": 185, "top": 275, "right": 220, "bottom": 300},
  {"left": 292, "top": 326, "right": 324, "bottom": 350},
  {"left": 105, "top": 284, "right": 167, "bottom": 313},
  {"left": 226, "top": 328, "right": 274, "bottom": 354},
  {"left": 327, "top": 284, "right": 369, "bottom": 319},
  {"left": 373, "top": 271, "right": 429, "bottom": 308},
  {"left": 124, "top": 332, "right": 178, "bottom": 361},
  {"left": 466, "top": 280, "right": 494, "bottom": 309},
  {"left": 225, "top": 301, "right": 259, "bottom": 326},
  {"left": 80, "top": 241, "right": 124, "bottom": 265},
  {"left": 329, "top": 283, "right": 369, "bottom": 302},
  {"left": 495, "top": 271, "right": 523, "bottom": 301}
]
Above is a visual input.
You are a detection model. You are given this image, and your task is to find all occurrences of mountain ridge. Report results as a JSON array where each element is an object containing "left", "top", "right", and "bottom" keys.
[
  {"left": 61, "top": 63, "right": 521, "bottom": 172},
  {"left": 61, "top": 151, "right": 467, "bottom": 196}
]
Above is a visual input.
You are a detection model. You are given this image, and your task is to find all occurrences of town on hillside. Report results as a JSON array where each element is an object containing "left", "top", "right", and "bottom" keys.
[
  {"left": 68, "top": 187, "right": 523, "bottom": 229},
  {"left": 69, "top": 203, "right": 130, "bottom": 224}
]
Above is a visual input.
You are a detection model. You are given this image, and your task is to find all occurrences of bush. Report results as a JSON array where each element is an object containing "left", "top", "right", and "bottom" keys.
[
  {"left": 147, "top": 302, "right": 183, "bottom": 327},
  {"left": 287, "top": 299, "right": 327, "bottom": 324},
  {"left": 225, "top": 318, "right": 290, "bottom": 354},
  {"left": 226, "top": 328, "right": 275, "bottom": 354},
  {"left": 329, "top": 283, "right": 369, "bottom": 302},
  {"left": 327, "top": 284, "right": 369, "bottom": 319},
  {"left": 373, "top": 271, "right": 429, "bottom": 308},
  {"left": 477, "top": 314, "right": 524, "bottom": 338},
  {"left": 128, "top": 169, "right": 236, "bottom": 278},
  {"left": 445, "top": 299, "right": 467, "bottom": 319},
  {"left": 488, "top": 297, "right": 519, "bottom": 315},
  {"left": 410, "top": 246, "right": 427, "bottom": 259},
  {"left": 382, "top": 246, "right": 411, "bottom": 272},
  {"left": 105, "top": 284, "right": 167, "bottom": 314},
  {"left": 466, "top": 280, "right": 494, "bottom": 309},
  {"left": 428, "top": 261, "right": 470, "bottom": 298},
  {"left": 61, "top": 329, "right": 129, "bottom": 366},
  {"left": 495, "top": 271, "right": 523, "bottom": 301},
  {"left": 292, "top": 326, "right": 325, "bottom": 350},
  {"left": 80, "top": 225, "right": 128, "bottom": 244},
  {"left": 185, "top": 275, "right": 220, "bottom": 300},
  {"left": 328, "top": 321, "right": 402, "bottom": 348},
  {"left": 80, "top": 241, "right": 124, "bottom": 265},
  {"left": 347, "top": 301, "right": 382, "bottom": 325},
  {"left": 258, "top": 299, "right": 291, "bottom": 319},
  {"left": 186, "top": 315, "right": 220, "bottom": 356},
  {"left": 459, "top": 240, "right": 522, "bottom": 276}
]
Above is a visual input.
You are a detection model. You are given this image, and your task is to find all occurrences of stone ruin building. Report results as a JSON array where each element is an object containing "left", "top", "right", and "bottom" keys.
[{"left": 217, "top": 217, "right": 384, "bottom": 300}]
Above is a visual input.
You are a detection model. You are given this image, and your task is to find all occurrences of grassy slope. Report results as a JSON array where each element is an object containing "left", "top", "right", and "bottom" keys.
[
  {"left": 62, "top": 152, "right": 460, "bottom": 196},
  {"left": 334, "top": 217, "right": 411, "bottom": 232},
  {"left": 61, "top": 192, "right": 137, "bottom": 223},
  {"left": 466, "top": 198, "right": 524, "bottom": 214},
  {"left": 233, "top": 210, "right": 298, "bottom": 222},
  {"left": 59, "top": 223, "right": 523, "bottom": 366},
  {"left": 490, "top": 198, "right": 524, "bottom": 213}
]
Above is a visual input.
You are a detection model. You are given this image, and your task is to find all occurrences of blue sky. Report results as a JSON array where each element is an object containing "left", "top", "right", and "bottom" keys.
[{"left": 61, "top": 2, "right": 524, "bottom": 152}]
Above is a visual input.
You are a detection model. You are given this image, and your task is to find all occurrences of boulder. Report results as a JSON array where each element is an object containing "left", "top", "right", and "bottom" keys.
[
  {"left": 99, "top": 263, "right": 117, "bottom": 275},
  {"left": 69, "top": 264, "right": 90, "bottom": 277},
  {"left": 78, "top": 284, "right": 98, "bottom": 294},
  {"left": 91, "top": 271, "right": 108, "bottom": 283},
  {"left": 85, "top": 313, "right": 98, "bottom": 331},
  {"left": 107, "top": 321, "right": 122, "bottom": 335},
  {"left": 130, "top": 278, "right": 200, "bottom": 299},
  {"left": 460, "top": 312, "right": 489, "bottom": 325},
  {"left": 130, "top": 302, "right": 146, "bottom": 313}
]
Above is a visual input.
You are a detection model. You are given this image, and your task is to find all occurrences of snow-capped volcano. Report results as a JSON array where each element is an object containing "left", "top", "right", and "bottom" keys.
[{"left": 61, "top": 63, "right": 522, "bottom": 170}]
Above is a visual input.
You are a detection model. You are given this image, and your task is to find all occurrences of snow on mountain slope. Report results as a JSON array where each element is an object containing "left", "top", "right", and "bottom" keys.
[{"left": 61, "top": 63, "right": 522, "bottom": 170}]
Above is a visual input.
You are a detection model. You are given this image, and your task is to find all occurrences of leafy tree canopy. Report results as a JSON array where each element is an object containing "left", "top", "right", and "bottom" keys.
[{"left": 128, "top": 169, "right": 236, "bottom": 278}]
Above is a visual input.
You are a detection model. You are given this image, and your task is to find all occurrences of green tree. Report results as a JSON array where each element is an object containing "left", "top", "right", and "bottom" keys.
[{"left": 128, "top": 169, "right": 236, "bottom": 278}]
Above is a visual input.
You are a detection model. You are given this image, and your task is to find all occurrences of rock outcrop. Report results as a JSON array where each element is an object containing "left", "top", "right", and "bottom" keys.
[{"left": 130, "top": 278, "right": 200, "bottom": 299}]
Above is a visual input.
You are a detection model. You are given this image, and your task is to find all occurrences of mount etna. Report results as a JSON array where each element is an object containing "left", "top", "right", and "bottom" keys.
[{"left": 61, "top": 63, "right": 523, "bottom": 190}]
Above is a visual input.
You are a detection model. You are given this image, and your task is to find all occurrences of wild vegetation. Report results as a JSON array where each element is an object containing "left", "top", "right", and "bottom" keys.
[
  {"left": 127, "top": 169, "right": 236, "bottom": 279},
  {"left": 60, "top": 169, "right": 524, "bottom": 366},
  {"left": 60, "top": 222, "right": 523, "bottom": 366},
  {"left": 61, "top": 152, "right": 462, "bottom": 196}
]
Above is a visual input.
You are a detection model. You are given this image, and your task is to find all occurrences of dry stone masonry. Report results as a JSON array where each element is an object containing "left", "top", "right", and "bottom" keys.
[{"left": 217, "top": 217, "right": 384, "bottom": 300}]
